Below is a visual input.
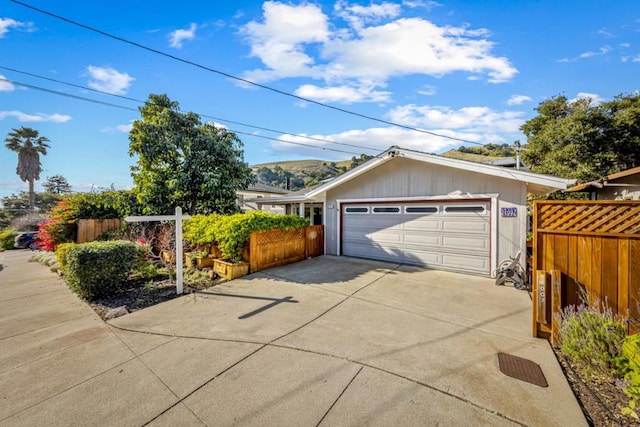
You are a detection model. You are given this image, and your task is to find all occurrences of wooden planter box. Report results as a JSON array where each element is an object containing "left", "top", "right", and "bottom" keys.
[
  {"left": 196, "top": 256, "right": 214, "bottom": 269},
  {"left": 213, "top": 259, "right": 249, "bottom": 280}
]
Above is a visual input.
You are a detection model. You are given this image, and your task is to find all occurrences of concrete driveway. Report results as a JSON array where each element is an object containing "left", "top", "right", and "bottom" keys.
[{"left": 0, "top": 250, "right": 586, "bottom": 426}]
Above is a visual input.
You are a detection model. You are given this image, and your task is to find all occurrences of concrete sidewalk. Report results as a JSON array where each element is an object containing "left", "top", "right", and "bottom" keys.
[{"left": 0, "top": 250, "right": 587, "bottom": 426}]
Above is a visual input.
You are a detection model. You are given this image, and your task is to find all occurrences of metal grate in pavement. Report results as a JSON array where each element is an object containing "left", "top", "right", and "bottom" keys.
[{"left": 498, "top": 353, "right": 548, "bottom": 387}]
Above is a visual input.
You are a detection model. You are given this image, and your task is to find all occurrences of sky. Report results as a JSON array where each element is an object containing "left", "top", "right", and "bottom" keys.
[{"left": 1, "top": 0, "right": 639, "bottom": 200}]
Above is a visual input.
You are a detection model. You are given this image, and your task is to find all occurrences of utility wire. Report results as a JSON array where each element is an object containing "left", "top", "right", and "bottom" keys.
[
  {"left": 11, "top": 0, "right": 484, "bottom": 146},
  {"left": 0, "top": 77, "right": 361, "bottom": 156},
  {"left": 0, "top": 65, "right": 378, "bottom": 153}
]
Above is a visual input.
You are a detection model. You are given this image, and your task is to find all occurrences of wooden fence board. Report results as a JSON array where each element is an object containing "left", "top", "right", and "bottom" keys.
[
  {"left": 601, "top": 238, "right": 618, "bottom": 313},
  {"left": 630, "top": 240, "right": 640, "bottom": 334},
  {"left": 619, "top": 239, "right": 630, "bottom": 329}
]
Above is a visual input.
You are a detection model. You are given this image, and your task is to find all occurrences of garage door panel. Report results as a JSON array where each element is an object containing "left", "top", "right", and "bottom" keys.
[
  {"left": 441, "top": 253, "right": 489, "bottom": 272},
  {"left": 441, "top": 220, "right": 489, "bottom": 233},
  {"left": 442, "top": 235, "right": 489, "bottom": 251},
  {"left": 342, "top": 201, "right": 490, "bottom": 275}
]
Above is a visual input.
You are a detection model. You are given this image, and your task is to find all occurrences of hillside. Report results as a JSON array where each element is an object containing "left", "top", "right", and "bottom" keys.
[{"left": 251, "top": 147, "right": 517, "bottom": 191}]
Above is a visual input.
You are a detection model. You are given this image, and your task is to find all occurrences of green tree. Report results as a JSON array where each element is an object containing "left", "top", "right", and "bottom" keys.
[
  {"left": 521, "top": 94, "right": 640, "bottom": 182},
  {"left": 129, "top": 94, "right": 254, "bottom": 215},
  {"left": 4, "top": 127, "right": 50, "bottom": 210},
  {"left": 42, "top": 175, "right": 72, "bottom": 194}
]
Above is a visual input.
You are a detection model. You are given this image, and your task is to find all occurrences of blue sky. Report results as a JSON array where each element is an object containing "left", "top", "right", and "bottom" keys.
[{"left": 1, "top": 0, "right": 639, "bottom": 200}]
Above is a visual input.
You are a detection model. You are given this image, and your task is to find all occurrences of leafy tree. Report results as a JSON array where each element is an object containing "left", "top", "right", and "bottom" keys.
[
  {"left": 458, "top": 143, "right": 516, "bottom": 157},
  {"left": 4, "top": 127, "right": 50, "bottom": 210},
  {"left": 521, "top": 94, "right": 640, "bottom": 182},
  {"left": 43, "top": 175, "right": 72, "bottom": 194},
  {"left": 129, "top": 94, "right": 254, "bottom": 215}
]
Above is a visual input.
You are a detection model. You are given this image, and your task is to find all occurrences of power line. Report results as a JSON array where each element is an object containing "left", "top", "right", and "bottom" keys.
[
  {"left": 11, "top": 0, "right": 484, "bottom": 147},
  {"left": 0, "top": 77, "right": 362, "bottom": 156},
  {"left": 0, "top": 65, "right": 378, "bottom": 153}
]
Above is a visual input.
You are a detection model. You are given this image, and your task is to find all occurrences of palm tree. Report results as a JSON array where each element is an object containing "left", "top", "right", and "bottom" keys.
[{"left": 5, "top": 127, "right": 50, "bottom": 210}]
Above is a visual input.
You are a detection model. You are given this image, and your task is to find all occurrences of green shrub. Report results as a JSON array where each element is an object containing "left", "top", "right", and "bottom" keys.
[
  {"left": 55, "top": 242, "right": 76, "bottom": 274},
  {"left": 64, "top": 240, "right": 145, "bottom": 300},
  {"left": 0, "top": 227, "right": 18, "bottom": 250},
  {"left": 30, "top": 251, "right": 58, "bottom": 267},
  {"left": 213, "top": 211, "right": 308, "bottom": 262},
  {"left": 184, "top": 214, "right": 220, "bottom": 245},
  {"left": 559, "top": 302, "right": 627, "bottom": 377}
]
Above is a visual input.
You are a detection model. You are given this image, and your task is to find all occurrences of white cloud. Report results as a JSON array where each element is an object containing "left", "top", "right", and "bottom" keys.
[
  {"left": 579, "top": 45, "right": 612, "bottom": 59},
  {"left": 506, "top": 94, "right": 532, "bottom": 106},
  {"left": 294, "top": 83, "right": 391, "bottom": 103},
  {"left": 169, "top": 23, "right": 197, "bottom": 48},
  {"left": 335, "top": 1, "right": 401, "bottom": 31},
  {"left": 241, "top": 2, "right": 516, "bottom": 103},
  {"left": 0, "top": 74, "right": 15, "bottom": 92},
  {"left": 0, "top": 110, "right": 71, "bottom": 123},
  {"left": 402, "top": 0, "right": 442, "bottom": 10},
  {"left": 86, "top": 66, "right": 134, "bottom": 95},
  {"left": 417, "top": 85, "right": 436, "bottom": 96},
  {"left": 570, "top": 92, "right": 605, "bottom": 106},
  {"left": 0, "top": 17, "right": 34, "bottom": 38},
  {"left": 270, "top": 126, "right": 474, "bottom": 159},
  {"left": 388, "top": 104, "right": 525, "bottom": 133}
]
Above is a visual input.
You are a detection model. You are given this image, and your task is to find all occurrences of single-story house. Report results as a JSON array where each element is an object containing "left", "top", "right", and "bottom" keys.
[
  {"left": 249, "top": 146, "right": 574, "bottom": 276},
  {"left": 237, "top": 183, "right": 290, "bottom": 215},
  {"left": 566, "top": 166, "right": 640, "bottom": 200}
]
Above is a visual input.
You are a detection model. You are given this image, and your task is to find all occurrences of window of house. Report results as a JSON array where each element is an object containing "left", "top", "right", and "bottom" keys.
[
  {"left": 404, "top": 206, "right": 438, "bottom": 214},
  {"left": 345, "top": 206, "right": 369, "bottom": 214},
  {"left": 443, "top": 205, "right": 486, "bottom": 214},
  {"left": 372, "top": 206, "right": 401, "bottom": 214}
]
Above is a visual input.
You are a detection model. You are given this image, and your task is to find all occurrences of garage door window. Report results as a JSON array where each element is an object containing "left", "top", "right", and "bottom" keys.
[
  {"left": 372, "top": 206, "right": 401, "bottom": 214},
  {"left": 345, "top": 206, "right": 369, "bottom": 214},
  {"left": 444, "top": 205, "right": 486, "bottom": 214},
  {"left": 404, "top": 206, "right": 438, "bottom": 214}
]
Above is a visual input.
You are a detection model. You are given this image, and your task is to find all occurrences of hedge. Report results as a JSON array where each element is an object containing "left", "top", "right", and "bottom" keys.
[
  {"left": 0, "top": 228, "right": 18, "bottom": 250},
  {"left": 63, "top": 240, "right": 145, "bottom": 300}
]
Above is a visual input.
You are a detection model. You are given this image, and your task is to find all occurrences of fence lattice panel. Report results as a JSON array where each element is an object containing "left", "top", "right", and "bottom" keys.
[{"left": 536, "top": 201, "right": 640, "bottom": 235}]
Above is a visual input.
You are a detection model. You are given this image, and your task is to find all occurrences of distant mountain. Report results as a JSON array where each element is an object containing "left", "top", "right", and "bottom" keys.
[
  {"left": 251, "top": 145, "right": 519, "bottom": 190},
  {"left": 250, "top": 155, "right": 372, "bottom": 191}
]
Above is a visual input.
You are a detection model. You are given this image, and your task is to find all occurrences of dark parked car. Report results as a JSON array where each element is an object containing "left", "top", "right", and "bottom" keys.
[{"left": 14, "top": 232, "right": 40, "bottom": 249}]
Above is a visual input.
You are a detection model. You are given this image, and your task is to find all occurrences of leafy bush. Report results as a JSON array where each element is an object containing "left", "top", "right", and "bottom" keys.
[
  {"left": 55, "top": 242, "right": 76, "bottom": 274},
  {"left": 63, "top": 240, "right": 146, "bottom": 300},
  {"left": 0, "top": 227, "right": 18, "bottom": 250},
  {"left": 559, "top": 302, "right": 627, "bottom": 377},
  {"left": 213, "top": 211, "right": 308, "bottom": 262},
  {"left": 184, "top": 214, "right": 220, "bottom": 245}
]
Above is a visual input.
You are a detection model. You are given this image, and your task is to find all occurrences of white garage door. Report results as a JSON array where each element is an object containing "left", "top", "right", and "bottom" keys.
[{"left": 341, "top": 201, "right": 491, "bottom": 274}]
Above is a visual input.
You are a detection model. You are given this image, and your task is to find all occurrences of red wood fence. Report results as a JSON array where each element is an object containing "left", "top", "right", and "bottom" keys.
[
  {"left": 249, "top": 225, "right": 324, "bottom": 273},
  {"left": 532, "top": 201, "right": 640, "bottom": 342}
]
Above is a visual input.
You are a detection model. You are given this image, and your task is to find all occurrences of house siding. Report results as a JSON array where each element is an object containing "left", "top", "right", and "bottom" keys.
[
  {"left": 324, "top": 157, "right": 527, "bottom": 272},
  {"left": 596, "top": 175, "right": 640, "bottom": 200}
]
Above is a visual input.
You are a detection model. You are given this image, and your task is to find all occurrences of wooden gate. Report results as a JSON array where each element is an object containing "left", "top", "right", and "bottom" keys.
[{"left": 533, "top": 201, "right": 640, "bottom": 341}]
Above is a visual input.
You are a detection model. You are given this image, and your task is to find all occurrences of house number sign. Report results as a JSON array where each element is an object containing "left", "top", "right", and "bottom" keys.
[{"left": 500, "top": 207, "right": 518, "bottom": 217}]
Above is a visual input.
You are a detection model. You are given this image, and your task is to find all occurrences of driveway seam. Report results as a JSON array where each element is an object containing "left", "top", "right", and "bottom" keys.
[
  {"left": 315, "top": 365, "right": 364, "bottom": 427},
  {"left": 0, "top": 287, "right": 69, "bottom": 303},
  {"left": 0, "top": 312, "right": 96, "bottom": 342},
  {"left": 140, "top": 344, "right": 268, "bottom": 426}
]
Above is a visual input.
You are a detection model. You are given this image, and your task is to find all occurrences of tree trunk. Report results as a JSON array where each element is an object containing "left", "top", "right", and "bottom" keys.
[{"left": 28, "top": 179, "right": 35, "bottom": 210}]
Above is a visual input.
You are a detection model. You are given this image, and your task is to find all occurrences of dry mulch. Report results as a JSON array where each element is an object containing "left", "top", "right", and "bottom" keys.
[
  {"left": 553, "top": 348, "right": 637, "bottom": 426},
  {"left": 87, "top": 275, "right": 224, "bottom": 320}
]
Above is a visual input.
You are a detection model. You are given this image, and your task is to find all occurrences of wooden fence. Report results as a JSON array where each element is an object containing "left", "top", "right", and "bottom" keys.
[
  {"left": 532, "top": 201, "right": 640, "bottom": 342},
  {"left": 249, "top": 225, "right": 324, "bottom": 273},
  {"left": 76, "top": 219, "right": 121, "bottom": 244}
]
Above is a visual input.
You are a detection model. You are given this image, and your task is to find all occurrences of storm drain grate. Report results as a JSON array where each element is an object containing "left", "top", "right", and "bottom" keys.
[{"left": 497, "top": 353, "right": 548, "bottom": 387}]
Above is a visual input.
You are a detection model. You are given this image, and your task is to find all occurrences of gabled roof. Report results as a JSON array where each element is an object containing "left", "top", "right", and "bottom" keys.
[
  {"left": 240, "top": 182, "right": 290, "bottom": 195},
  {"left": 250, "top": 146, "right": 574, "bottom": 203},
  {"left": 567, "top": 166, "right": 640, "bottom": 193}
]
